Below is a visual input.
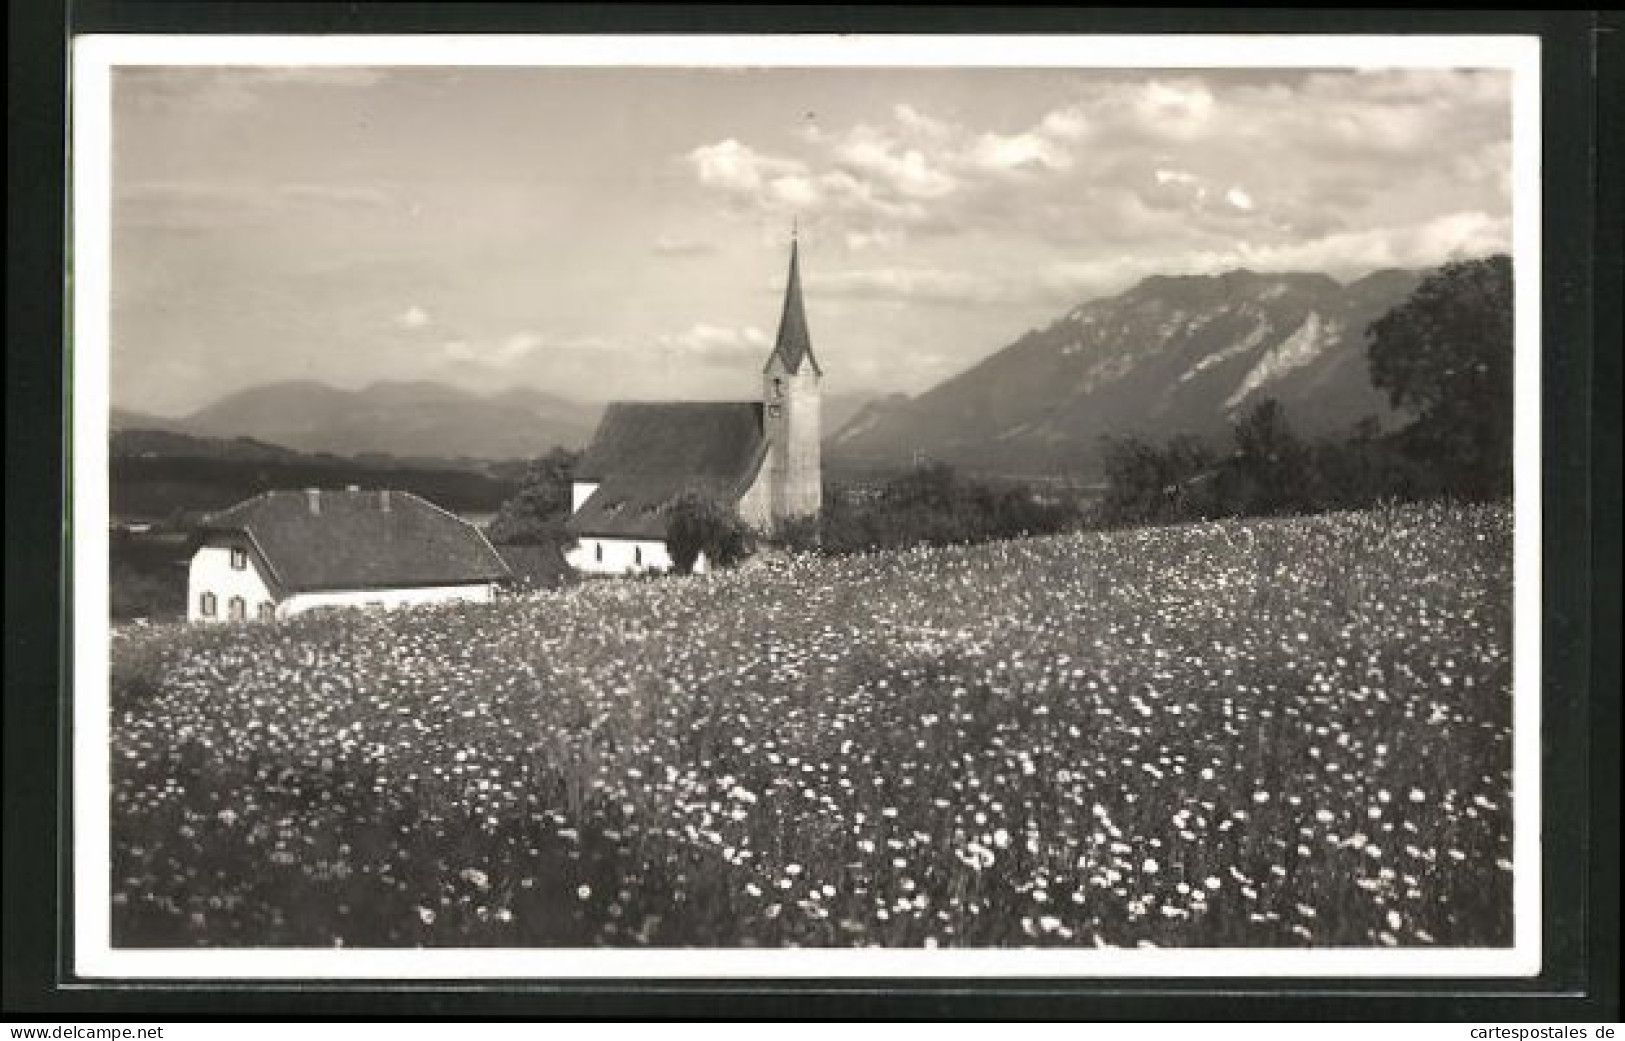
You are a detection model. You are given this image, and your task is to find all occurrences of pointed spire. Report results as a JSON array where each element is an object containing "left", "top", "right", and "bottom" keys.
[{"left": 766, "top": 228, "right": 821, "bottom": 375}]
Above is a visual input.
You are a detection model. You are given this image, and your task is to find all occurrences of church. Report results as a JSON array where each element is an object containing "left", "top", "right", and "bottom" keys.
[{"left": 563, "top": 236, "right": 823, "bottom": 575}]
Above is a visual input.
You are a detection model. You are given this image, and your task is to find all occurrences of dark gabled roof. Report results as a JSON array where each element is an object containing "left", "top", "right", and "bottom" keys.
[
  {"left": 764, "top": 237, "right": 821, "bottom": 376},
  {"left": 565, "top": 469, "right": 763, "bottom": 540},
  {"left": 198, "top": 489, "right": 511, "bottom": 592},
  {"left": 567, "top": 401, "right": 768, "bottom": 539},
  {"left": 574, "top": 401, "right": 766, "bottom": 481}
]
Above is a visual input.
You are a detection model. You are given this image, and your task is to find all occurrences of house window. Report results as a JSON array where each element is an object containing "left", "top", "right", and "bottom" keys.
[
  {"left": 227, "top": 596, "right": 246, "bottom": 621},
  {"left": 257, "top": 601, "right": 276, "bottom": 622},
  {"left": 230, "top": 547, "right": 248, "bottom": 570},
  {"left": 594, "top": 543, "right": 603, "bottom": 563},
  {"left": 199, "top": 592, "right": 217, "bottom": 618}
]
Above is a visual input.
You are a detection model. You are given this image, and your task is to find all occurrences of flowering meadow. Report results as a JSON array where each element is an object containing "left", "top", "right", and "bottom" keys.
[{"left": 110, "top": 501, "right": 1515, "bottom": 948}]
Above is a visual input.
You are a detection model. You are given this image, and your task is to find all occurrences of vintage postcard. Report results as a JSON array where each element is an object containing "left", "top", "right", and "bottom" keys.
[{"left": 71, "top": 33, "right": 1543, "bottom": 979}]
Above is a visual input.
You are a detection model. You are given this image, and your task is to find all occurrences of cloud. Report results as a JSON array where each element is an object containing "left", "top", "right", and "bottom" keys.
[
  {"left": 1216, "top": 211, "right": 1512, "bottom": 275},
  {"left": 968, "top": 131, "right": 1072, "bottom": 175},
  {"left": 1035, "top": 211, "right": 1512, "bottom": 305},
  {"left": 686, "top": 98, "right": 1090, "bottom": 242},
  {"left": 843, "top": 227, "right": 904, "bottom": 253},
  {"left": 1128, "top": 80, "right": 1217, "bottom": 140},
  {"left": 656, "top": 323, "right": 769, "bottom": 359},
  {"left": 768, "top": 173, "right": 823, "bottom": 209},
  {"left": 397, "top": 305, "right": 431, "bottom": 329},
  {"left": 689, "top": 139, "right": 804, "bottom": 194},
  {"left": 441, "top": 323, "right": 772, "bottom": 372},
  {"left": 819, "top": 208, "right": 1508, "bottom": 313},
  {"left": 686, "top": 74, "right": 1410, "bottom": 251},
  {"left": 439, "top": 330, "right": 615, "bottom": 370},
  {"left": 1039, "top": 107, "right": 1090, "bottom": 141},
  {"left": 893, "top": 103, "right": 952, "bottom": 141},
  {"left": 833, "top": 125, "right": 960, "bottom": 200},
  {"left": 814, "top": 267, "right": 1022, "bottom": 306}
]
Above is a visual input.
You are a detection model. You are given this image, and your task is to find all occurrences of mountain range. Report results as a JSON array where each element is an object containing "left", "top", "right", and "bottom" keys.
[
  {"left": 113, "top": 266, "right": 1428, "bottom": 473},
  {"left": 827, "top": 267, "right": 1426, "bottom": 476},
  {"left": 112, "top": 381, "right": 604, "bottom": 462},
  {"left": 113, "top": 382, "right": 887, "bottom": 465}
]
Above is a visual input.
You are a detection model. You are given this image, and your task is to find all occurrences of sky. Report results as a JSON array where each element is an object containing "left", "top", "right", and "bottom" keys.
[{"left": 109, "top": 64, "right": 1512, "bottom": 416}]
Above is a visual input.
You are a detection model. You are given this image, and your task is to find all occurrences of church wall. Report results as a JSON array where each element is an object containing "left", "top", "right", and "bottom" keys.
[
  {"left": 737, "top": 462, "right": 774, "bottom": 532},
  {"left": 565, "top": 536, "right": 700, "bottom": 575},
  {"left": 764, "top": 362, "right": 822, "bottom": 525},
  {"left": 782, "top": 372, "right": 822, "bottom": 518},
  {"left": 571, "top": 481, "right": 600, "bottom": 514}
]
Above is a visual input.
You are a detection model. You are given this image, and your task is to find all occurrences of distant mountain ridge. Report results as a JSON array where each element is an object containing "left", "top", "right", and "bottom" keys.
[
  {"left": 828, "top": 267, "right": 1427, "bottom": 475},
  {"left": 115, "top": 266, "right": 1427, "bottom": 475},
  {"left": 114, "top": 380, "right": 602, "bottom": 462}
]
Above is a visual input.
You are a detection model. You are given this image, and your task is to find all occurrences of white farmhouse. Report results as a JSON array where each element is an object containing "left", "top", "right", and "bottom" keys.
[
  {"left": 187, "top": 488, "right": 511, "bottom": 622},
  {"left": 564, "top": 234, "right": 822, "bottom": 575}
]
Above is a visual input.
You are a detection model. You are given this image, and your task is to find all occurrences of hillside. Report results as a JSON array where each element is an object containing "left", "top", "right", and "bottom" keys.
[
  {"left": 109, "top": 427, "right": 522, "bottom": 524},
  {"left": 112, "top": 502, "right": 1513, "bottom": 947},
  {"left": 829, "top": 268, "right": 1425, "bottom": 475},
  {"left": 119, "top": 380, "right": 602, "bottom": 461}
]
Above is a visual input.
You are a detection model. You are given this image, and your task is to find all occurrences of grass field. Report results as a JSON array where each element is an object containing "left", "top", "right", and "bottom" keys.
[{"left": 109, "top": 501, "right": 1514, "bottom": 948}]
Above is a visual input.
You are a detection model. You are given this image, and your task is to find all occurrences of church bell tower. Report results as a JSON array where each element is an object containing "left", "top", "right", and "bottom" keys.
[{"left": 763, "top": 230, "right": 822, "bottom": 528}]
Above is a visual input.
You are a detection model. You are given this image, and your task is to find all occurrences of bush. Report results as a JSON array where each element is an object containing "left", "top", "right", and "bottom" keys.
[
  {"left": 1097, "top": 434, "right": 1219, "bottom": 527},
  {"left": 773, "top": 513, "right": 823, "bottom": 553},
  {"left": 665, "top": 492, "right": 755, "bottom": 574},
  {"left": 1092, "top": 398, "right": 1493, "bottom": 529},
  {"left": 817, "top": 464, "right": 1078, "bottom": 554},
  {"left": 487, "top": 448, "right": 581, "bottom": 546}
]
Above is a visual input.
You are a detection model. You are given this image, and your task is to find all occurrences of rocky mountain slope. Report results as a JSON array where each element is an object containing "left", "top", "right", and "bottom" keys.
[{"left": 829, "top": 268, "right": 1425, "bottom": 475}]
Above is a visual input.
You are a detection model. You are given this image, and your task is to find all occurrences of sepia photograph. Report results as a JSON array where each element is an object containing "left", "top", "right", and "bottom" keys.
[{"left": 70, "top": 33, "right": 1543, "bottom": 979}]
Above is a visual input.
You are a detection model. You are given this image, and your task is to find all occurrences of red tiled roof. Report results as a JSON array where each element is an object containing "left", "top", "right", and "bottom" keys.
[{"left": 199, "top": 489, "right": 511, "bottom": 592}]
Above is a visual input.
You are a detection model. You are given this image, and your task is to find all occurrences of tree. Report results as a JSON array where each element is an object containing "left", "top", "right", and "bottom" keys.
[
  {"left": 1367, "top": 254, "right": 1513, "bottom": 496},
  {"left": 486, "top": 447, "right": 582, "bottom": 545},
  {"left": 1224, "top": 398, "right": 1315, "bottom": 515},
  {"left": 665, "top": 492, "right": 754, "bottom": 575},
  {"left": 1098, "top": 434, "right": 1218, "bottom": 526}
]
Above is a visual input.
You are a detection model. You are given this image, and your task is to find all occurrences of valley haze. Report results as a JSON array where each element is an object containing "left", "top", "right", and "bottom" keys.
[{"left": 117, "top": 266, "right": 1435, "bottom": 477}]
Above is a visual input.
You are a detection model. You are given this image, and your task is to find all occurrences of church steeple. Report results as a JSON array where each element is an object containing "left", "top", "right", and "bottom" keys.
[
  {"left": 765, "top": 231, "right": 821, "bottom": 376},
  {"left": 760, "top": 228, "right": 822, "bottom": 529}
]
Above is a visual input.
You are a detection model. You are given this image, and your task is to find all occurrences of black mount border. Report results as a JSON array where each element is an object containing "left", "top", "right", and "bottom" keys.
[{"left": 6, "top": 4, "right": 1617, "bottom": 1021}]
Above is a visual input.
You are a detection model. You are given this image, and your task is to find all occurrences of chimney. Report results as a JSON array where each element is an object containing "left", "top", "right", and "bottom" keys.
[
  {"left": 305, "top": 488, "right": 321, "bottom": 515},
  {"left": 379, "top": 489, "right": 391, "bottom": 512}
]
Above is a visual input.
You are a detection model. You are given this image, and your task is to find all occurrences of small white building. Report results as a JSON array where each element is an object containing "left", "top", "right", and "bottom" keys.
[
  {"left": 564, "top": 234, "right": 822, "bottom": 575},
  {"left": 187, "top": 488, "right": 511, "bottom": 623}
]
